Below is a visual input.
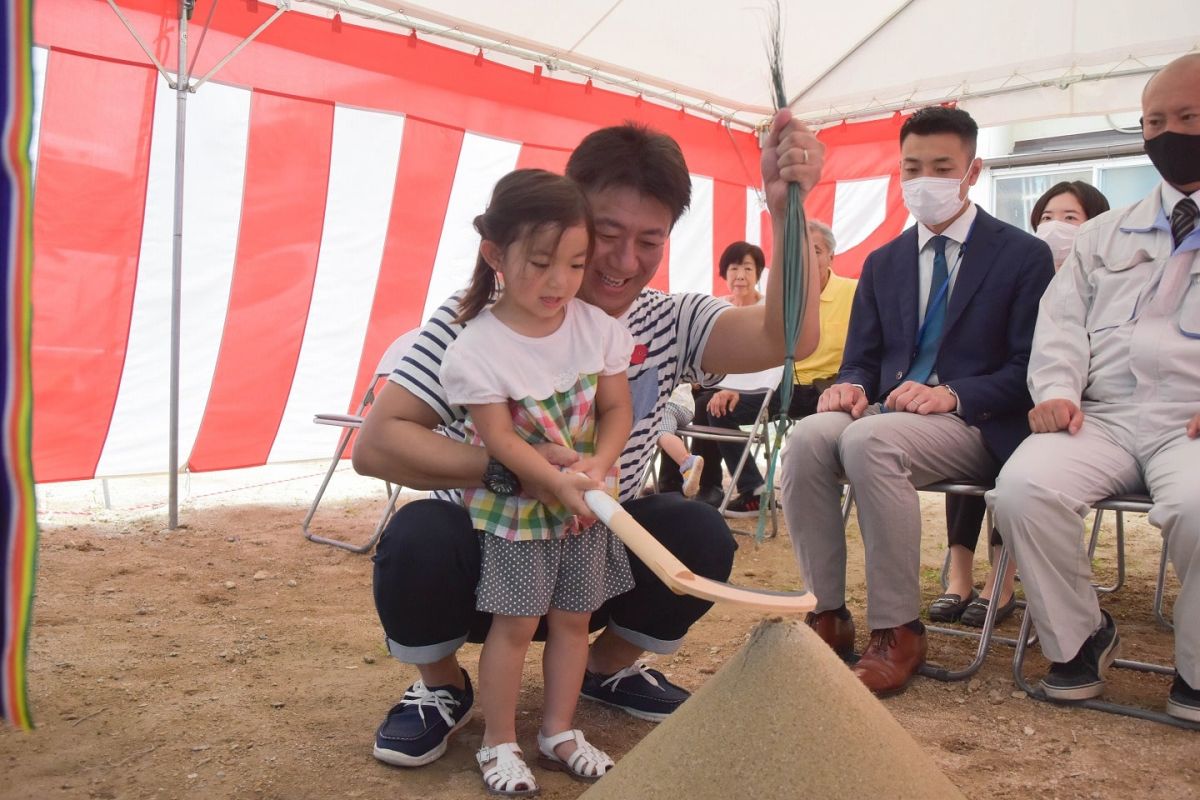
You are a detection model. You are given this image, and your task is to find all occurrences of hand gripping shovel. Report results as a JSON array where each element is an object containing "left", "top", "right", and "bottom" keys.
[{"left": 584, "top": 490, "right": 815, "bottom": 614}]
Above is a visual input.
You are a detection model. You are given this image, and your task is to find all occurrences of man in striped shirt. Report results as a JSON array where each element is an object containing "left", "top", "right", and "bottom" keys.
[{"left": 354, "top": 112, "right": 825, "bottom": 769}]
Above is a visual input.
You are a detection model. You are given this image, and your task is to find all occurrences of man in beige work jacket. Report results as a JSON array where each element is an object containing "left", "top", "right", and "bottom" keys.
[{"left": 989, "top": 53, "right": 1200, "bottom": 722}]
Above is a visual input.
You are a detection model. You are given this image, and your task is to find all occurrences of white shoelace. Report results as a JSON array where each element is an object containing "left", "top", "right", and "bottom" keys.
[
  {"left": 599, "top": 661, "right": 662, "bottom": 692},
  {"left": 401, "top": 680, "right": 460, "bottom": 728}
]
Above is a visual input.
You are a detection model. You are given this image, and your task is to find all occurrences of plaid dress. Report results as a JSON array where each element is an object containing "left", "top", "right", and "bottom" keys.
[
  {"left": 442, "top": 300, "right": 633, "bottom": 541},
  {"left": 461, "top": 373, "right": 615, "bottom": 539}
]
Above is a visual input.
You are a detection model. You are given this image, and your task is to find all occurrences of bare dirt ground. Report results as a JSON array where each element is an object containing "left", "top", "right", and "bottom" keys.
[{"left": 3, "top": 463, "right": 1198, "bottom": 800}]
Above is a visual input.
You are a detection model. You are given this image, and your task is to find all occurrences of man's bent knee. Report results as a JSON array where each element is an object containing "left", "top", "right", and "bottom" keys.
[{"left": 781, "top": 413, "right": 844, "bottom": 475}]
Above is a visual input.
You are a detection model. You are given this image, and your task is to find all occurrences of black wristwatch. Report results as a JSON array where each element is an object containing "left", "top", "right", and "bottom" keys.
[{"left": 482, "top": 457, "right": 521, "bottom": 496}]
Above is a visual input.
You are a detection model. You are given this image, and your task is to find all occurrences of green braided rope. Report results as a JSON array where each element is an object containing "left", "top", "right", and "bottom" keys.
[{"left": 756, "top": 3, "right": 811, "bottom": 542}]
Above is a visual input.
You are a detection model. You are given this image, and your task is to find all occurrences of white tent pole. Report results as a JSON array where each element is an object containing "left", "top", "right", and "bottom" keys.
[
  {"left": 101, "top": 0, "right": 284, "bottom": 524},
  {"left": 168, "top": 0, "right": 192, "bottom": 530}
]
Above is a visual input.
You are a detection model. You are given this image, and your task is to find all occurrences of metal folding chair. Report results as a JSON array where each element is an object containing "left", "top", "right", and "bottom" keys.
[
  {"left": 678, "top": 365, "right": 786, "bottom": 536},
  {"left": 842, "top": 480, "right": 1031, "bottom": 682},
  {"left": 1084, "top": 497, "right": 1173, "bottom": 623},
  {"left": 301, "top": 329, "right": 420, "bottom": 553},
  {"left": 1011, "top": 493, "right": 1197, "bottom": 730},
  {"left": 916, "top": 482, "right": 1034, "bottom": 682}
]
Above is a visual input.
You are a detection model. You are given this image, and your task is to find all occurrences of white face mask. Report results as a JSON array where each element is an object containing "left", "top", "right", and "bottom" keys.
[
  {"left": 1035, "top": 219, "right": 1080, "bottom": 269},
  {"left": 901, "top": 173, "right": 970, "bottom": 227}
]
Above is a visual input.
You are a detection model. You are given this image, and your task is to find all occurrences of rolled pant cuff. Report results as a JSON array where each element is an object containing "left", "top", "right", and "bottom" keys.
[
  {"left": 607, "top": 620, "right": 683, "bottom": 655},
  {"left": 386, "top": 634, "right": 468, "bottom": 665}
]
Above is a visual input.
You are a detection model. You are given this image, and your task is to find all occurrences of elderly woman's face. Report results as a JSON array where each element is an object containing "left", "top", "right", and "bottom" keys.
[{"left": 724, "top": 255, "right": 760, "bottom": 297}]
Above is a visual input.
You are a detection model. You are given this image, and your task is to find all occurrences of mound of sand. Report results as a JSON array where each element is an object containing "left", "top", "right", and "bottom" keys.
[{"left": 582, "top": 618, "right": 965, "bottom": 800}]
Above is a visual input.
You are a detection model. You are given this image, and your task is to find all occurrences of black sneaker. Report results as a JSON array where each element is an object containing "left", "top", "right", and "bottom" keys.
[
  {"left": 1167, "top": 674, "right": 1200, "bottom": 722},
  {"left": 723, "top": 490, "right": 762, "bottom": 518},
  {"left": 581, "top": 662, "right": 689, "bottom": 721},
  {"left": 1039, "top": 610, "right": 1120, "bottom": 701},
  {"left": 373, "top": 669, "right": 474, "bottom": 767}
]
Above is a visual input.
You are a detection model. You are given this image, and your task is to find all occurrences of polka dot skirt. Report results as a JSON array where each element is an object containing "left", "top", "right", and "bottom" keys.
[{"left": 476, "top": 524, "right": 635, "bottom": 616}]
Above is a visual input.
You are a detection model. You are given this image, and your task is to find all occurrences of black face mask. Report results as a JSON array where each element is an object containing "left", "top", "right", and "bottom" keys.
[{"left": 1144, "top": 130, "right": 1200, "bottom": 187}]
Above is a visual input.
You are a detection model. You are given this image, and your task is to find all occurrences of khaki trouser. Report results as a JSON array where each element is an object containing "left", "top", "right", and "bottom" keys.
[{"left": 780, "top": 407, "right": 996, "bottom": 631}]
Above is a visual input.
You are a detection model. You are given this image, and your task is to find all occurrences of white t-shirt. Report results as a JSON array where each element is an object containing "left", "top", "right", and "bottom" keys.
[{"left": 442, "top": 300, "right": 632, "bottom": 406}]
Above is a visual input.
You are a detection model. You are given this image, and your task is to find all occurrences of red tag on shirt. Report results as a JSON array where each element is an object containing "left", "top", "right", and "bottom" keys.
[{"left": 630, "top": 343, "right": 648, "bottom": 366}]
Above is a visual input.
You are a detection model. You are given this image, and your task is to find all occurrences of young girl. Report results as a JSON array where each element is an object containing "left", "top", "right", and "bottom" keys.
[{"left": 440, "top": 169, "right": 635, "bottom": 796}]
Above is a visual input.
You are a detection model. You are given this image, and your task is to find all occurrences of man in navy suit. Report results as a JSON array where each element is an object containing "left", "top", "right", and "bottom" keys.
[{"left": 779, "top": 106, "right": 1054, "bottom": 696}]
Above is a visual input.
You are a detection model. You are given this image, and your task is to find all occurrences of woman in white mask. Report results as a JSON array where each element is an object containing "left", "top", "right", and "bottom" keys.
[{"left": 1030, "top": 181, "right": 1110, "bottom": 269}]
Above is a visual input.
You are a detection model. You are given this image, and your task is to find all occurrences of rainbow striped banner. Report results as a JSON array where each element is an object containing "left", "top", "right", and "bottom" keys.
[{"left": 2, "top": 0, "right": 38, "bottom": 731}]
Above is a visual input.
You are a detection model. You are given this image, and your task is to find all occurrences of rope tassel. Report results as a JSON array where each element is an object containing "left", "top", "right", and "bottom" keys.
[{"left": 756, "top": 0, "right": 811, "bottom": 542}]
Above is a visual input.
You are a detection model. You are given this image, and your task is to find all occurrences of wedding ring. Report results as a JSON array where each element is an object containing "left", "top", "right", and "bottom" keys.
[{"left": 801, "top": 148, "right": 809, "bottom": 164}]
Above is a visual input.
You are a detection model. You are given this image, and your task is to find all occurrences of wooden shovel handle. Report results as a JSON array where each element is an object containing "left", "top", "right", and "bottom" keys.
[{"left": 584, "top": 491, "right": 815, "bottom": 614}]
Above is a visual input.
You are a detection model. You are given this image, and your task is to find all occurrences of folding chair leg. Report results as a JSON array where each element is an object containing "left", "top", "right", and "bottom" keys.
[
  {"left": 923, "top": 546, "right": 1031, "bottom": 682},
  {"left": 638, "top": 449, "right": 660, "bottom": 496},
  {"left": 303, "top": 426, "right": 401, "bottom": 554},
  {"left": 306, "top": 483, "right": 402, "bottom": 554},
  {"left": 1154, "top": 531, "right": 1173, "bottom": 631},
  {"left": 1091, "top": 510, "right": 1126, "bottom": 594},
  {"left": 840, "top": 485, "right": 855, "bottom": 526},
  {"left": 1086, "top": 508, "right": 1104, "bottom": 559},
  {"left": 720, "top": 435, "right": 758, "bottom": 513},
  {"left": 1087, "top": 509, "right": 1126, "bottom": 595},
  {"left": 302, "top": 428, "right": 354, "bottom": 543},
  {"left": 1113, "top": 510, "right": 1127, "bottom": 593}
]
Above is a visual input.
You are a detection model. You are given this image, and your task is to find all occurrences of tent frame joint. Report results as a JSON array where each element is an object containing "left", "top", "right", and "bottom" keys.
[{"left": 190, "top": 4, "right": 289, "bottom": 91}]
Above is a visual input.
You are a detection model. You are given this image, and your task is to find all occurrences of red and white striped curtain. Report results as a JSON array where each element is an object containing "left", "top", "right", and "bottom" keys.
[{"left": 30, "top": 0, "right": 905, "bottom": 482}]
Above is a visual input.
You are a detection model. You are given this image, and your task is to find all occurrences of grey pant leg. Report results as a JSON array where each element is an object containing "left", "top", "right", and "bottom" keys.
[
  {"left": 836, "top": 412, "right": 996, "bottom": 630},
  {"left": 989, "top": 420, "right": 1141, "bottom": 663},
  {"left": 1143, "top": 433, "right": 1200, "bottom": 686},
  {"left": 779, "top": 411, "right": 855, "bottom": 614}
]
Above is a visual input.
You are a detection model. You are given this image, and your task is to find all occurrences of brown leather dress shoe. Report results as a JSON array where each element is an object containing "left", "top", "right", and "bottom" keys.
[
  {"left": 804, "top": 610, "right": 855, "bottom": 659},
  {"left": 852, "top": 625, "right": 927, "bottom": 697}
]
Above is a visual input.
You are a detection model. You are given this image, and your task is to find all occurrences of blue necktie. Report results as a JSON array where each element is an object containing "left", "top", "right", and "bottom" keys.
[{"left": 906, "top": 235, "right": 949, "bottom": 385}]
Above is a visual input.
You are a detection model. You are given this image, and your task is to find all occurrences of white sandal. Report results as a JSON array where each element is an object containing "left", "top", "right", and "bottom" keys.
[
  {"left": 476, "top": 742, "right": 539, "bottom": 797},
  {"left": 536, "top": 729, "right": 614, "bottom": 782}
]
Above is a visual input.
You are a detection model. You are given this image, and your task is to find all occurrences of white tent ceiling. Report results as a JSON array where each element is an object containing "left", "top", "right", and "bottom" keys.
[{"left": 292, "top": 0, "right": 1200, "bottom": 129}]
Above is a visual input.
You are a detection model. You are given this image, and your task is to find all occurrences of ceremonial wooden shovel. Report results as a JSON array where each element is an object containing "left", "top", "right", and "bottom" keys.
[{"left": 585, "top": 490, "right": 815, "bottom": 614}]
